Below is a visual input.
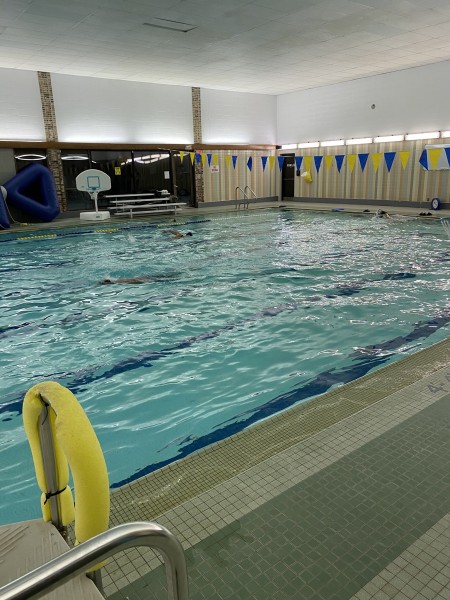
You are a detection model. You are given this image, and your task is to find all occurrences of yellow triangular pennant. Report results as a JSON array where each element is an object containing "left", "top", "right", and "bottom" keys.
[
  {"left": 347, "top": 154, "right": 356, "bottom": 173},
  {"left": 268, "top": 156, "right": 276, "bottom": 170},
  {"left": 189, "top": 152, "right": 195, "bottom": 165},
  {"left": 201, "top": 153, "right": 206, "bottom": 165},
  {"left": 325, "top": 155, "right": 334, "bottom": 170},
  {"left": 399, "top": 151, "right": 410, "bottom": 170},
  {"left": 371, "top": 153, "right": 382, "bottom": 172},
  {"left": 303, "top": 156, "right": 312, "bottom": 171},
  {"left": 428, "top": 148, "right": 442, "bottom": 170},
  {"left": 179, "top": 151, "right": 185, "bottom": 162},
  {"left": 213, "top": 154, "right": 219, "bottom": 166},
  {"left": 225, "top": 155, "right": 231, "bottom": 168}
]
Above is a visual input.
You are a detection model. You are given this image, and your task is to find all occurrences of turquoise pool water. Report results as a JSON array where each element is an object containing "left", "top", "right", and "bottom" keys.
[{"left": 1, "top": 209, "right": 449, "bottom": 524}]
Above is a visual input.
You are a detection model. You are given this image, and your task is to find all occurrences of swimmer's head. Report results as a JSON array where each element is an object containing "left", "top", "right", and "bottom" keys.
[
  {"left": 186, "top": 232, "right": 193, "bottom": 236},
  {"left": 101, "top": 278, "right": 113, "bottom": 285}
]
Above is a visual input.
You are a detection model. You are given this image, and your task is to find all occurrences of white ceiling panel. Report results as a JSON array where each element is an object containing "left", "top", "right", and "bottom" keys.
[{"left": 1, "top": 0, "right": 450, "bottom": 94}]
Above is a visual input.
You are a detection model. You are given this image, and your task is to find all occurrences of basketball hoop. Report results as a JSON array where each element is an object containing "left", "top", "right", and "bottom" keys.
[{"left": 76, "top": 169, "right": 111, "bottom": 221}]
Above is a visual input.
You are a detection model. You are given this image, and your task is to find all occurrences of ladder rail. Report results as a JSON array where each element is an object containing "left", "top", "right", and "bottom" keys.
[
  {"left": 244, "top": 185, "right": 257, "bottom": 199},
  {"left": 0, "top": 522, "right": 189, "bottom": 600},
  {"left": 235, "top": 186, "right": 249, "bottom": 209}
]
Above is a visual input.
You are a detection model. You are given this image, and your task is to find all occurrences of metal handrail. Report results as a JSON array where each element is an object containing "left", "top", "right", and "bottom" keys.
[
  {"left": 235, "top": 186, "right": 249, "bottom": 209},
  {"left": 244, "top": 185, "right": 257, "bottom": 199},
  {"left": 0, "top": 522, "right": 189, "bottom": 600}
]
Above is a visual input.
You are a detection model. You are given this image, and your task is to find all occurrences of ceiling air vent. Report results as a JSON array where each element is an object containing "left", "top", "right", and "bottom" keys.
[{"left": 143, "top": 18, "right": 197, "bottom": 33}]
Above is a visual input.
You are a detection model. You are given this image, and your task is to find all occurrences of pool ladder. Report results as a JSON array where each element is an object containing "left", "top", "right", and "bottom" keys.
[
  {"left": 235, "top": 186, "right": 256, "bottom": 209},
  {"left": 0, "top": 521, "right": 189, "bottom": 600}
]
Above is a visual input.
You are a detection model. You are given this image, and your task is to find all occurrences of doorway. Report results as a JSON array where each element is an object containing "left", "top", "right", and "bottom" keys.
[{"left": 281, "top": 154, "right": 295, "bottom": 199}]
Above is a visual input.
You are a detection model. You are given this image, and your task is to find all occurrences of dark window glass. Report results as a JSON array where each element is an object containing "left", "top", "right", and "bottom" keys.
[
  {"left": 60, "top": 150, "right": 91, "bottom": 211},
  {"left": 173, "top": 153, "right": 194, "bottom": 206},
  {"left": 133, "top": 151, "right": 172, "bottom": 194},
  {"left": 14, "top": 149, "right": 47, "bottom": 172}
]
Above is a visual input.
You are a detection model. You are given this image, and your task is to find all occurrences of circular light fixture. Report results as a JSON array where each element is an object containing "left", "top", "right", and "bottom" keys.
[{"left": 15, "top": 154, "right": 46, "bottom": 161}]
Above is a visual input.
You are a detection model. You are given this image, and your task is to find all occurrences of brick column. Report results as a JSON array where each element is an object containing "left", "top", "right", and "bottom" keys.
[
  {"left": 37, "top": 72, "right": 67, "bottom": 211},
  {"left": 192, "top": 87, "right": 204, "bottom": 203}
]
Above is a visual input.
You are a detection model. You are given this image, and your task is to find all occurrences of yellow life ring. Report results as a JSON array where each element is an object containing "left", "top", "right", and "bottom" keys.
[{"left": 23, "top": 382, "right": 110, "bottom": 547}]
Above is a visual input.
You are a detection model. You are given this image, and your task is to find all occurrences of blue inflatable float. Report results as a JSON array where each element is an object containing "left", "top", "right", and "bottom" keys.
[{"left": 0, "top": 164, "right": 60, "bottom": 229}]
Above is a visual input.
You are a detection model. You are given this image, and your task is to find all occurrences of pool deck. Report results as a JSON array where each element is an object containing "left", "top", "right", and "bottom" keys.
[
  {"left": 100, "top": 334, "right": 450, "bottom": 600},
  {"left": 3, "top": 202, "right": 450, "bottom": 599}
]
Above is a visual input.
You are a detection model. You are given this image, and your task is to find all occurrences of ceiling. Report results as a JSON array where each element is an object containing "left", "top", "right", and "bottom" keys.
[{"left": 2, "top": 0, "right": 450, "bottom": 95}]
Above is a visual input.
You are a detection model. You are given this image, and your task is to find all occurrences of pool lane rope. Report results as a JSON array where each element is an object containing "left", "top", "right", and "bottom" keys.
[{"left": 23, "top": 381, "right": 110, "bottom": 561}]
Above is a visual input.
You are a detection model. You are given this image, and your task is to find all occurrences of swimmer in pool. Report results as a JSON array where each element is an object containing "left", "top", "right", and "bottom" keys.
[
  {"left": 100, "top": 277, "right": 150, "bottom": 285},
  {"left": 163, "top": 229, "right": 193, "bottom": 239},
  {"left": 375, "top": 209, "right": 391, "bottom": 219}
]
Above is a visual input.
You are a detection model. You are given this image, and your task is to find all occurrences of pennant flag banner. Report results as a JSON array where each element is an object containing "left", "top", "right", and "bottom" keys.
[
  {"left": 384, "top": 151, "right": 396, "bottom": 172},
  {"left": 295, "top": 156, "right": 303, "bottom": 171},
  {"left": 335, "top": 155, "right": 345, "bottom": 172},
  {"left": 358, "top": 153, "right": 369, "bottom": 172},
  {"left": 278, "top": 156, "right": 285, "bottom": 171},
  {"left": 190, "top": 152, "right": 195, "bottom": 165},
  {"left": 232, "top": 155, "right": 238, "bottom": 169},
  {"left": 207, "top": 153, "right": 212, "bottom": 167},
  {"left": 269, "top": 156, "right": 276, "bottom": 170},
  {"left": 180, "top": 151, "right": 184, "bottom": 162},
  {"left": 419, "top": 150, "right": 428, "bottom": 170},
  {"left": 261, "top": 156, "right": 268, "bottom": 171},
  {"left": 445, "top": 148, "right": 450, "bottom": 168},
  {"left": 201, "top": 153, "right": 207, "bottom": 166},
  {"left": 195, "top": 152, "right": 202, "bottom": 164},
  {"left": 347, "top": 154, "right": 357, "bottom": 173},
  {"left": 399, "top": 151, "right": 410, "bottom": 170},
  {"left": 325, "top": 155, "right": 334, "bottom": 170},
  {"left": 303, "top": 156, "right": 312, "bottom": 171},
  {"left": 213, "top": 154, "right": 219, "bottom": 166},
  {"left": 428, "top": 148, "right": 442, "bottom": 170},
  {"left": 314, "top": 156, "right": 323, "bottom": 172},
  {"left": 225, "top": 155, "right": 231, "bottom": 169},
  {"left": 372, "top": 153, "right": 382, "bottom": 172},
  {"left": 247, "top": 157, "right": 253, "bottom": 171}
]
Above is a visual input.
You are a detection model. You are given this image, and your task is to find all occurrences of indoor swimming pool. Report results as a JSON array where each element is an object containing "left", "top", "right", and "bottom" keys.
[{"left": 0, "top": 208, "right": 449, "bottom": 525}]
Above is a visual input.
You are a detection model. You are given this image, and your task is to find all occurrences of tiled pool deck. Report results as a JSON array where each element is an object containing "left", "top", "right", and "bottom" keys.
[{"left": 102, "top": 336, "right": 450, "bottom": 600}]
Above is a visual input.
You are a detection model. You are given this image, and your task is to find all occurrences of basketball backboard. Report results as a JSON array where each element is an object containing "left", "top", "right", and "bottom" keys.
[{"left": 76, "top": 169, "right": 111, "bottom": 193}]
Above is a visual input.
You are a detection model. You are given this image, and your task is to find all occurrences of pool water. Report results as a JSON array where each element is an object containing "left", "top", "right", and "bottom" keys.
[{"left": 0, "top": 209, "right": 449, "bottom": 524}]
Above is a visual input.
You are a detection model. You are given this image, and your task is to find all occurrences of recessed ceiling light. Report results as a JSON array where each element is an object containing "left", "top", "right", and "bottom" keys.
[{"left": 143, "top": 18, "right": 197, "bottom": 33}]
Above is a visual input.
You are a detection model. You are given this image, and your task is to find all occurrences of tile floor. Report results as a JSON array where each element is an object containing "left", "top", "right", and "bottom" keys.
[{"left": 100, "top": 337, "right": 450, "bottom": 600}]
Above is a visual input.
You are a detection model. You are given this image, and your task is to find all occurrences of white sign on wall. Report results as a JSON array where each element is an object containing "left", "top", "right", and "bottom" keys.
[{"left": 211, "top": 165, "right": 220, "bottom": 173}]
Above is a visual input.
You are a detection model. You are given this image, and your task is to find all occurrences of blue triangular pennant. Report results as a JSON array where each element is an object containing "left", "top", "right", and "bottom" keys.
[
  {"left": 314, "top": 156, "right": 323, "bottom": 172},
  {"left": 261, "top": 156, "right": 268, "bottom": 171},
  {"left": 444, "top": 148, "right": 450, "bottom": 168},
  {"left": 358, "top": 153, "right": 369, "bottom": 172},
  {"left": 232, "top": 155, "right": 238, "bottom": 169},
  {"left": 247, "top": 157, "right": 253, "bottom": 171},
  {"left": 419, "top": 150, "right": 428, "bottom": 170},
  {"left": 207, "top": 153, "right": 212, "bottom": 167},
  {"left": 3, "top": 164, "right": 59, "bottom": 222},
  {"left": 295, "top": 156, "right": 303, "bottom": 171},
  {"left": 195, "top": 152, "right": 202, "bottom": 164},
  {"left": 384, "top": 151, "right": 396, "bottom": 172},
  {"left": 335, "top": 155, "right": 345, "bottom": 173},
  {"left": 278, "top": 156, "right": 285, "bottom": 171}
]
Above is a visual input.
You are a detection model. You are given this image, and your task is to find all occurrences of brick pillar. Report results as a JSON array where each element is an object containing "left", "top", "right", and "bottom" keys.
[
  {"left": 192, "top": 87, "right": 204, "bottom": 204},
  {"left": 37, "top": 72, "right": 67, "bottom": 211}
]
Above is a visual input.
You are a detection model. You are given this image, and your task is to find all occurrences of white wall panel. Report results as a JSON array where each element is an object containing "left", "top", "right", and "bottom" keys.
[
  {"left": 52, "top": 75, "right": 193, "bottom": 144},
  {"left": 202, "top": 89, "right": 276, "bottom": 145},
  {"left": 277, "top": 61, "right": 450, "bottom": 144},
  {"left": 0, "top": 68, "right": 44, "bottom": 140}
]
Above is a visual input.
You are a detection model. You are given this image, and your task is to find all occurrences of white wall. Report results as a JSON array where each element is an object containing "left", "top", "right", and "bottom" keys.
[
  {"left": 201, "top": 89, "right": 276, "bottom": 145},
  {"left": 277, "top": 60, "right": 450, "bottom": 144},
  {"left": 0, "top": 68, "right": 45, "bottom": 140},
  {"left": 51, "top": 75, "right": 193, "bottom": 144}
]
